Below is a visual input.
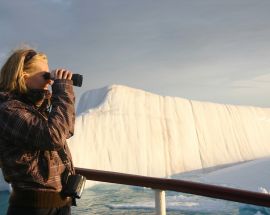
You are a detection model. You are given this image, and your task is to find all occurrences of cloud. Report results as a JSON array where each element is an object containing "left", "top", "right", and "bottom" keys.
[
  {"left": 231, "top": 73, "right": 270, "bottom": 89},
  {"left": 1, "top": 0, "right": 270, "bottom": 107}
]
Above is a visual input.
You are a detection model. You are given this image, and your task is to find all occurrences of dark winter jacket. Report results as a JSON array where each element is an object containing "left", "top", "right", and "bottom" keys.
[{"left": 0, "top": 79, "right": 75, "bottom": 208}]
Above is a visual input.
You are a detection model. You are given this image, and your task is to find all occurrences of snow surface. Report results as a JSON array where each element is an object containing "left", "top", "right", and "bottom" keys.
[
  {"left": 200, "top": 157, "right": 270, "bottom": 193},
  {"left": 1, "top": 84, "right": 270, "bottom": 191}
]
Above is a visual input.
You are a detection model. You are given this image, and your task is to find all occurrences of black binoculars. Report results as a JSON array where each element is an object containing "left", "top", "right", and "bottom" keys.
[{"left": 43, "top": 72, "right": 83, "bottom": 87}]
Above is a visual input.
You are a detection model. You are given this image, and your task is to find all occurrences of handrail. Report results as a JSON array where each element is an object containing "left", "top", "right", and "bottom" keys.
[{"left": 75, "top": 167, "right": 270, "bottom": 207}]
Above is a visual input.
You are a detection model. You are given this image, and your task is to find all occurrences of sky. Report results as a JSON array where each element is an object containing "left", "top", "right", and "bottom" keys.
[{"left": 1, "top": 0, "right": 270, "bottom": 108}]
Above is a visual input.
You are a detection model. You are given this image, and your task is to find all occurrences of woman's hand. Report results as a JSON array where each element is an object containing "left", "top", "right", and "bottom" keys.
[{"left": 51, "top": 69, "right": 73, "bottom": 80}]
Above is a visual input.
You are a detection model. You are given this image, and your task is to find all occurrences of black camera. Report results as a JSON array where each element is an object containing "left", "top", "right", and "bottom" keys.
[
  {"left": 43, "top": 72, "right": 83, "bottom": 87},
  {"left": 62, "top": 174, "right": 86, "bottom": 199}
]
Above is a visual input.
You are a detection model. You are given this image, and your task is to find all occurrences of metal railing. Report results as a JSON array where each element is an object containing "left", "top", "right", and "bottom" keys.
[{"left": 75, "top": 167, "right": 270, "bottom": 214}]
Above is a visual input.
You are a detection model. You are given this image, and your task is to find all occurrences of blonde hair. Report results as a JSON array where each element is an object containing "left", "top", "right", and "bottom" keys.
[{"left": 0, "top": 48, "right": 48, "bottom": 93}]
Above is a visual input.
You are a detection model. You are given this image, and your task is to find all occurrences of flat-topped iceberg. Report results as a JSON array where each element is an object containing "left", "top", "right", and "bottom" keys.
[{"left": 70, "top": 85, "right": 270, "bottom": 179}]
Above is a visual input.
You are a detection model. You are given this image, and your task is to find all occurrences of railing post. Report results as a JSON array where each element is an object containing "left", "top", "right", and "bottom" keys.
[{"left": 154, "top": 189, "right": 166, "bottom": 215}]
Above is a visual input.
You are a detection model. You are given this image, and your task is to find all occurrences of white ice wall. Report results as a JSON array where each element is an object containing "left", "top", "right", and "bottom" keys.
[{"left": 69, "top": 85, "right": 270, "bottom": 178}]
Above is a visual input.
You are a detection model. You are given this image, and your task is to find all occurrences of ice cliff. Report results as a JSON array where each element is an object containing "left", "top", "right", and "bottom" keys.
[{"left": 69, "top": 85, "right": 270, "bottom": 178}]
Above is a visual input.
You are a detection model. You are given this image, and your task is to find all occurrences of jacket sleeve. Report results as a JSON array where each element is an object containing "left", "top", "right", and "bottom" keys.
[{"left": 0, "top": 79, "right": 75, "bottom": 151}]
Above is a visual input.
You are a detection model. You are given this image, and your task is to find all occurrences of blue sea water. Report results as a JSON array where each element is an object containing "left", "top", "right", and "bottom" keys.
[{"left": 1, "top": 183, "right": 270, "bottom": 215}]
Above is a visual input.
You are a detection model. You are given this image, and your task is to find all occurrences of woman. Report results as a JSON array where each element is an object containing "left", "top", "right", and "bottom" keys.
[{"left": 0, "top": 48, "right": 75, "bottom": 215}]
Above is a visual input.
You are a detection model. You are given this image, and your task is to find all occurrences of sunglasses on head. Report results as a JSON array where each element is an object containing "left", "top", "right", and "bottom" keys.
[{"left": 24, "top": 50, "right": 37, "bottom": 65}]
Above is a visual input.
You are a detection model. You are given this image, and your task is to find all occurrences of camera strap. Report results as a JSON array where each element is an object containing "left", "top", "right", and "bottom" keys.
[
  {"left": 57, "top": 145, "right": 75, "bottom": 175},
  {"left": 57, "top": 147, "right": 77, "bottom": 206}
]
